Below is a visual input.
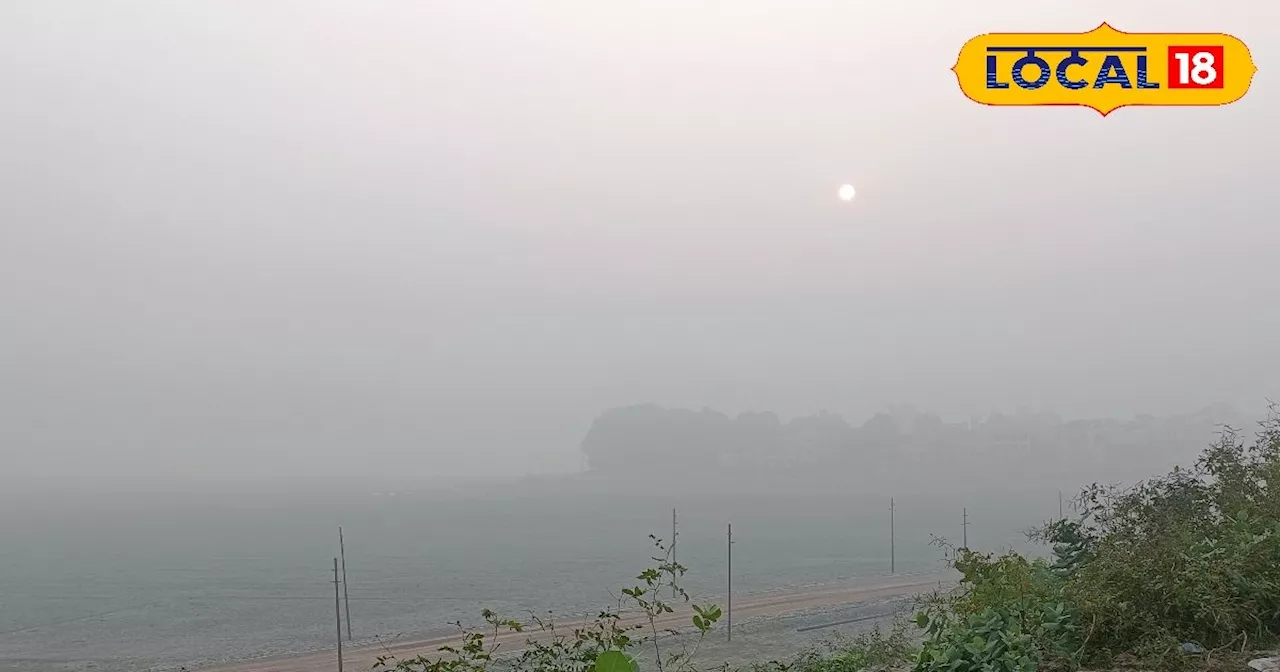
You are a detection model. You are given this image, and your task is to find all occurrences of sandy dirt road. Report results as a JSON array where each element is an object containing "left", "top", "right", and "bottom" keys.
[{"left": 206, "top": 571, "right": 954, "bottom": 672}]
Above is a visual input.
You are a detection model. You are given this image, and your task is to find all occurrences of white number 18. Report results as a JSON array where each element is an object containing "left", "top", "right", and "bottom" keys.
[{"left": 1174, "top": 51, "right": 1218, "bottom": 85}]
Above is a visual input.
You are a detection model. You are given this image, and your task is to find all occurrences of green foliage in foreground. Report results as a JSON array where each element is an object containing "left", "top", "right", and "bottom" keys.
[
  {"left": 1046, "top": 409, "right": 1280, "bottom": 667},
  {"left": 910, "top": 552, "right": 1076, "bottom": 672},
  {"left": 910, "top": 406, "right": 1280, "bottom": 671}
]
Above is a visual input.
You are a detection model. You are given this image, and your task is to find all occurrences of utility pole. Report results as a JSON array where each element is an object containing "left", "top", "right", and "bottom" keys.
[
  {"left": 339, "top": 527, "right": 351, "bottom": 640},
  {"left": 333, "top": 558, "right": 344, "bottom": 672},
  {"left": 962, "top": 508, "right": 969, "bottom": 550},
  {"left": 672, "top": 508, "right": 678, "bottom": 598},
  {"left": 1058, "top": 491, "right": 1064, "bottom": 519},
  {"left": 727, "top": 523, "right": 734, "bottom": 642},
  {"left": 890, "top": 497, "right": 896, "bottom": 574}
]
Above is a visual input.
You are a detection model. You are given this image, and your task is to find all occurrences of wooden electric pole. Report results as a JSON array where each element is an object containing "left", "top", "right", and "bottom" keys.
[
  {"left": 727, "top": 523, "right": 735, "bottom": 642},
  {"left": 890, "top": 497, "right": 896, "bottom": 574},
  {"left": 672, "top": 508, "right": 678, "bottom": 598},
  {"left": 339, "top": 527, "right": 351, "bottom": 640},
  {"left": 332, "top": 558, "right": 344, "bottom": 672}
]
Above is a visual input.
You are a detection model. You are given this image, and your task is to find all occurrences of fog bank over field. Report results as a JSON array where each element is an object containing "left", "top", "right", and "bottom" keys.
[{"left": 3, "top": 0, "right": 1278, "bottom": 493}]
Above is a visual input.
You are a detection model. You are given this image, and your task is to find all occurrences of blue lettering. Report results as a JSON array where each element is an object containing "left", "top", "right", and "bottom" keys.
[
  {"left": 986, "top": 55, "right": 1009, "bottom": 89},
  {"left": 1055, "top": 52, "right": 1089, "bottom": 89},
  {"left": 985, "top": 47, "right": 1156, "bottom": 92},
  {"left": 1093, "top": 55, "right": 1132, "bottom": 88},
  {"left": 1012, "top": 53, "right": 1051, "bottom": 89},
  {"left": 1136, "top": 54, "right": 1160, "bottom": 88}
]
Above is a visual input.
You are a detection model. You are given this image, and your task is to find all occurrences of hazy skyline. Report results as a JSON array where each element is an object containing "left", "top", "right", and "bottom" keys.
[{"left": 2, "top": 0, "right": 1277, "bottom": 487}]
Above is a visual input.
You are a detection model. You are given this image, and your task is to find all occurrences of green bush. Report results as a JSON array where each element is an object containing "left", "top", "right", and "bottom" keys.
[
  {"left": 1036, "top": 410, "right": 1280, "bottom": 667},
  {"left": 911, "top": 550, "right": 1077, "bottom": 672},
  {"left": 907, "top": 405, "right": 1280, "bottom": 671}
]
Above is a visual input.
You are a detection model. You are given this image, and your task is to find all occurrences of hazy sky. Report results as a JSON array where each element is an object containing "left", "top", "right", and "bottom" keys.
[{"left": 2, "top": 0, "right": 1277, "bottom": 487}]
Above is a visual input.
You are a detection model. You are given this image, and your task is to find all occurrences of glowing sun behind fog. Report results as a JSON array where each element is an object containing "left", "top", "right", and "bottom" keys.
[{"left": 838, "top": 184, "right": 856, "bottom": 201}]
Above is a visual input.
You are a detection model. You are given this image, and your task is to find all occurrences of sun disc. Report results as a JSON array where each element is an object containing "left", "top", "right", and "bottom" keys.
[{"left": 838, "top": 184, "right": 856, "bottom": 201}]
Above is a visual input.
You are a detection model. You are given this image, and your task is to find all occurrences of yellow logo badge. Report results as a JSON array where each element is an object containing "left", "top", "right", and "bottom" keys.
[{"left": 952, "top": 23, "right": 1257, "bottom": 115}]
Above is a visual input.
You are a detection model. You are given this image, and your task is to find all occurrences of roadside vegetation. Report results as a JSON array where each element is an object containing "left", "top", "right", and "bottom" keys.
[
  {"left": 901, "top": 405, "right": 1280, "bottom": 672},
  {"left": 377, "top": 405, "right": 1280, "bottom": 672}
]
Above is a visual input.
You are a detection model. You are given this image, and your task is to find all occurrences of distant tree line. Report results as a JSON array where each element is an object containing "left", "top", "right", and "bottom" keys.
[{"left": 578, "top": 403, "right": 1248, "bottom": 492}]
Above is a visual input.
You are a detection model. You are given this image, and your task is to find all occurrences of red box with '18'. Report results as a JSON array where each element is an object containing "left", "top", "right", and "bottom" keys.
[{"left": 1168, "top": 45, "right": 1225, "bottom": 88}]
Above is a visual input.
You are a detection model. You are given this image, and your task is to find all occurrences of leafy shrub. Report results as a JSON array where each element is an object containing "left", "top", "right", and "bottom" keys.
[
  {"left": 914, "top": 606, "right": 1038, "bottom": 672},
  {"left": 911, "top": 550, "right": 1077, "bottom": 672},
  {"left": 908, "top": 405, "right": 1280, "bottom": 671},
  {"left": 1031, "top": 409, "right": 1280, "bottom": 667}
]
